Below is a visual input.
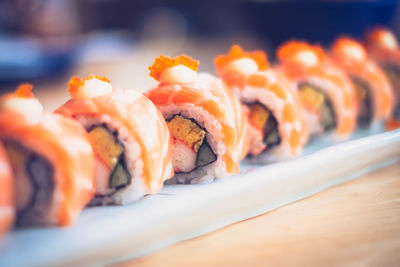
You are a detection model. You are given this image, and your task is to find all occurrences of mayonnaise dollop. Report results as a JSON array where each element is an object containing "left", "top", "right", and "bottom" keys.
[
  {"left": 159, "top": 65, "right": 197, "bottom": 84},
  {"left": 71, "top": 77, "right": 113, "bottom": 100},
  {"left": 381, "top": 32, "right": 398, "bottom": 50},
  {"left": 294, "top": 50, "right": 319, "bottom": 67},
  {"left": 224, "top": 58, "right": 258, "bottom": 75},
  {"left": 2, "top": 97, "right": 43, "bottom": 123},
  {"left": 342, "top": 44, "right": 366, "bottom": 61}
]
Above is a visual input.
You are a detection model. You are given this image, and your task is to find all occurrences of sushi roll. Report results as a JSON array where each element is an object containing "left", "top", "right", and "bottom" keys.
[
  {"left": 365, "top": 27, "right": 400, "bottom": 130},
  {"left": 330, "top": 37, "right": 394, "bottom": 130},
  {"left": 0, "top": 142, "right": 14, "bottom": 236},
  {"left": 146, "top": 55, "right": 247, "bottom": 184},
  {"left": 0, "top": 84, "right": 95, "bottom": 226},
  {"left": 56, "top": 75, "right": 173, "bottom": 205},
  {"left": 215, "top": 45, "right": 307, "bottom": 162},
  {"left": 277, "top": 41, "right": 358, "bottom": 138}
]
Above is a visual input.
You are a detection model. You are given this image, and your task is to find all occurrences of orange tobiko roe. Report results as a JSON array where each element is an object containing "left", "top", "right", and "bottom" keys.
[
  {"left": 3, "top": 83, "right": 35, "bottom": 101},
  {"left": 15, "top": 83, "right": 34, "bottom": 98},
  {"left": 149, "top": 55, "right": 200, "bottom": 81},
  {"left": 68, "top": 75, "right": 111, "bottom": 93},
  {"left": 215, "top": 44, "right": 269, "bottom": 72}
]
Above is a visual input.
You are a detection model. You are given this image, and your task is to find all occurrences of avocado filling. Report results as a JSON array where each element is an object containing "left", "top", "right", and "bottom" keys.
[
  {"left": 87, "top": 125, "right": 131, "bottom": 192},
  {"left": 196, "top": 141, "right": 216, "bottom": 167},
  {"left": 167, "top": 115, "right": 217, "bottom": 173},
  {"left": 298, "top": 83, "right": 336, "bottom": 131},
  {"left": 247, "top": 103, "right": 281, "bottom": 149},
  {"left": 3, "top": 141, "right": 54, "bottom": 226},
  {"left": 110, "top": 163, "right": 130, "bottom": 189},
  {"left": 350, "top": 77, "right": 373, "bottom": 126},
  {"left": 383, "top": 64, "right": 400, "bottom": 119}
]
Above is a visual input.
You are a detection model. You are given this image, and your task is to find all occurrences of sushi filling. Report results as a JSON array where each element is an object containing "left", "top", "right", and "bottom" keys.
[
  {"left": 350, "top": 77, "right": 373, "bottom": 126},
  {"left": 167, "top": 115, "right": 217, "bottom": 174},
  {"left": 298, "top": 83, "right": 337, "bottom": 131},
  {"left": 87, "top": 125, "right": 131, "bottom": 196},
  {"left": 247, "top": 103, "right": 281, "bottom": 149},
  {"left": 3, "top": 141, "right": 54, "bottom": 226},
  {"left": 383, "top": 64, "right": 400, "bottom": 119}
]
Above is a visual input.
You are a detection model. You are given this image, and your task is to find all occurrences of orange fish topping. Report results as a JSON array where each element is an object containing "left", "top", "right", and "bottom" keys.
[
  {"left": 277, "top": 41, "right": 324, "bottom": 66},
  {"left": 3, "top": 83, "right": 34, "bottom": 101},
  {"left": 385, "top": 119, "right": 400, "bottom": 131},
  {"left": 149, "top": 55, "right": 200, "bottom": 81},
  {"left": 215, "top": 44, "right": 269, "bottom": 72},
  {"left": 68, "top": 75, "right": 111, "bottom": 93}
]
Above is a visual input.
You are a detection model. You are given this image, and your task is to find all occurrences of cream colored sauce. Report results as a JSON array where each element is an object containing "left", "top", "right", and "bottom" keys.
[
  {"left": 295, "top": 51, "right": 319, "bottom": 67},
  {"left": 2, "top": 97, "right": 43, "bottom": 123},
  {"left": 71, "top": 77, "right": 112, "bottom": 100},
  {"left": 159, "top": 65, "right": 197, "bottom": 84},
  {"left": 381, "top": 32, "right": 398, "bottom": 50},
  {"left": 224, "top": 58, "right": 258, "bottom": 75}
]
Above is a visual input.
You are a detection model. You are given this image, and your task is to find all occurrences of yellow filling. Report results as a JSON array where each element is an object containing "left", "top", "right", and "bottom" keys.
[
  {"left": 248, "top": 104, "right": 270, "bottom": 130},
  {"left": 299, "top": 85, "right": 325, "bottom": 113},
  {"left": 167, "top": 116, "right": 206, "bottom": 152},
  {"left": 88, "top": 126, "right": 123, "bottom": 169}
]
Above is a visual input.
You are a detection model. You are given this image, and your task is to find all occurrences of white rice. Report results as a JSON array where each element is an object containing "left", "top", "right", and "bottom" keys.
[
  {"left": 236, "top": 86, "right": 298, "bottom": 163},
  {"left": 75, "top": 114, "right": 147, "bottom": 205},
  {"left": 1, "top": 139, "right": 59, "bottom": 226},
  {"left": 301, "top": 76, "right": 345, "bottom": 137},
  {"left": 157, "top": 103, "right": 228, "bottom": 184}
]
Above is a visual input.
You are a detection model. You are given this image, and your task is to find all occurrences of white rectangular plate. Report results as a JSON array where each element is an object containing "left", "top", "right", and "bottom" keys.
[{"left": 1, "top": 129, "right": 400, "bottom": 267}]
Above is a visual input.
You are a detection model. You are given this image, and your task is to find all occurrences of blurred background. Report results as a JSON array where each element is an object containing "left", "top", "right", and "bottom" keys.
[{"left": 0, "top": 0, "right": 399, "bottom": 109}]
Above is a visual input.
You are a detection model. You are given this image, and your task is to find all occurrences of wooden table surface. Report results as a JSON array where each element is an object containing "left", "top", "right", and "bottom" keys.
[
  {"left": 4, "top": 43, "right": 399, "bottom": 267},
  {"left": 120, "top": 161, "right": 400, "bottom": 267}
]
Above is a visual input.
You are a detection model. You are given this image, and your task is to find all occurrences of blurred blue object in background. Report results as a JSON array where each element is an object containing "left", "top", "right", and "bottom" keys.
[
  {"left": 241, "top": 1, "right": 399, "bottom": 48},
  {"left": 0, "top": 0, "right": 81, "bottom": 86},
  {"left": 0, "top": 37, "right": 78, "bottom": 84},
  {"left": 0, "top": 0, "right": 399, "bottom": 85}
]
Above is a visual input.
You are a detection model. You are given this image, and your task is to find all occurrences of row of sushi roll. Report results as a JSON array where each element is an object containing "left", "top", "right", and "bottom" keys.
[{"left": 0, "top": 26, "right": 399, "bottom": 237}]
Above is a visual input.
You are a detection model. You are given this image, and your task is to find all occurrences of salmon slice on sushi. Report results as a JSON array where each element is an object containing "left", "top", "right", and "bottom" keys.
[
  {"left": 56, "top": 75, "right": 173, "bottom": 205},
  {"left": 0, "top": 142, "right": 14, "bottom": 237},
  {"left": 0, "top": 84, "right": 95, "bottom": 226},
  {"left": 215, "top": 45, "right": 307, "bottom": 162},
  {"left": 277, "top": 41, "right": 358, "bottom": 139},
  {"left": 146, "top": 55, "right": 247, "bottom": 184},
  {"left": 365, "top": 27, "right": 400, "bottom": 130},
  {"left": 330, "top": 37, "right": 394, "bottom": 130}
]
